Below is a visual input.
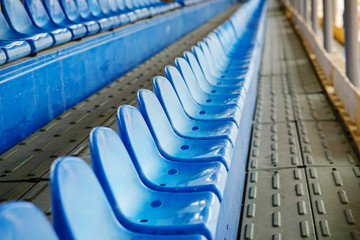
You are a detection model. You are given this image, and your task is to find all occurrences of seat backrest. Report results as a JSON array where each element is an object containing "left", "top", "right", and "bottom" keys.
[
  {"left": 74, "top": 0, "right": 93, "bottom": 18},
  {"left": 43, "top": 0, "right": 67, "bottom": 24},
  {"left": 59, "top": 0, "right": 81, "bottom": 21},
  {"left": 0, "top": 10, "right": 18, "bottom": 38},
  {"left": 197, "top": 41, "right": 218, "bottom": 74},
  {"left": 164, "top": 66, "right": 199, "bottom": 113},
  {"left": 89, "top": 125, "right": 147, "bottom": 212},
  {"left": 108, "top": 0, "right": 120, "bottom": 12},
  {"left": 115, "top": 0, "right": 126, "bottom": 11},
  {"left": 191, "top": 46, "right": 216, "bottom": 84},
  {"left": 24, "top": 0, "right": 52, "bottom": 29},
  {"left": 84, "top": 0, "right": 103, "bottom": 17},
  {"left": 116, "top": 100, "right": 174, "bottom": 178},
  {"left": 183, "top": 51, "right": 214, "bottom": 92},
  {"left": 174, "top": 57, "right": 209, "bottom": 104},
  {"left": 1, "top": 0, "right": 36, "bottom": 34},
  {"left": 153, "top": 75, "right": 198, "bottom": 119},
  {"left": 0, "top": 202, "right": 58, "bottom": 240},
  {"left": 97, "top": 0, "right": 112, "bottom": 15},
  {"left": 50, "top": 156, "right": 135, "bottom": 239}
]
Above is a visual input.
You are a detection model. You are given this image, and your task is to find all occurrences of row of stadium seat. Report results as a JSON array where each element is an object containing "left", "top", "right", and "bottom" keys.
[
  {"left": 0, "top": 0, "right": 267, "bottom": 239},
  {"left": 0, "top": 0, "right": 185, "bottom": 65}
]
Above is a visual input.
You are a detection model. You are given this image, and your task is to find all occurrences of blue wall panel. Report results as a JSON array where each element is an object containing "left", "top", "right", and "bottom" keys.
[{"left": 0, "top": 0, "right": 233, "bottom": 154}]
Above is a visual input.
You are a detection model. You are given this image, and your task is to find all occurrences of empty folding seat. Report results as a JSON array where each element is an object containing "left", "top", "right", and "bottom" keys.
[
  {"left": 0, "top": 11, "right": 53, "bottom": 53},
  {"left": 90, "top": 126, "right": 226, "bottom": 200},
  {"left": 123, "top": 93, "right": 233, "bottom": 168},
  {"left": 42, "top": 0, "right": 88, "bottom": 39},
  {"left": 51, "top": 156, "right": 217, "bottom": 239},
  {"left": 58, "top": 0, "right": 101, "bottom": 35},
  {"left": 0, "top": 202, "right": 58, "bottom": 240},
  {"left": 96, "top": 0, "right": 128, "bottom": 26},
  {"left": 138, "top": 88, "right": 238, "bottom": 146},
  {"left": 0, "top": 40, "right": 31, "bottom": 63},
  {"left": 192, "top": 46, "right": 246, "bottom": 87},
  {"left": 174, "top": 57, "right": 245, "bottom": 109},
  {"left": 183, "top": 51, "right": 244, "bottom": 95},
  {"left": 163, "top": 67, "right": 242, "bottom": 126},
  {"left": 86, "top": 0, "right": 123, "bottom": 27},
  {"left": 1, "top": 0, "right": 71, "bottom": 45},
  {"left": 74, "top": 0, "right": 113, "bottom": 31},
  {"left": 106, "top": 0, "right": 132, "bottom": 24},
  {"left": 198, "top": 42, "right": 248, "bottom": 79}
]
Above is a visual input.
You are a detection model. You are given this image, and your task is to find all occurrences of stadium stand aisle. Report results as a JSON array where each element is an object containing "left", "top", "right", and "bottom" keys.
[{"left": 239, "top": 0, "right": 360, "bottom": 239}]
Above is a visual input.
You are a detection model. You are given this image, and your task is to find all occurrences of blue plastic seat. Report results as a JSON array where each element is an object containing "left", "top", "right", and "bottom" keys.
[
  {"left": 192, "top": 46, "right": 247, "bottom": 87},
  {"left": 0, "top": 40, "right": 31, "bottom": 63},
  {"left": 42, "top": 0, "right": 88, "bottom": 39},
  {"left": 122, "top": 94, "right": 233, "bottom": 168},
  {"left": 58, "top": 0, "right": 101, "bottom": 35},
  {"left": 183, "top": 51, "right": 244, "bottom": 95},
  {"left": 96, "top": 0, "right": 127, "bottom": 26},
  {"left": 198, "top": 41, "right": 250, "bottom": 80},
  {"left": 204, "top": 33, "right": 252, "bottom": 69},
  {"left": 106, "top": 0, "right": 131, "bottom": 24},
  {"left": 138, "top": 88, "right": 238, "bottom": 146},
  {"left": 20, "top": 0, "right": 74, "bottom": 45},
  {"left": 173, "top": 57, "right": 245, "bottom": 109},
  {"left": 51, "top": 156, "right": 206, "bottom": 239},
  {"left": 0, "top": 202, "right": 58, "bottom": 240},
  {"left": 86, "top": 0, "right": 125, "bottom": 27},
  {"left": 1, "top": 0, "right": 70, "bottom": 46},
  {"left": 74, "top": 0, "right": 113, "bottom": 31},
  {"left": 90, "top": 125, "right": 226, "bottom": 200},
  {"left": 0, "top": 11, "right": 53, "bottom": 53},
  {"left": 163, "top": 67, "right": 242, "bottom": 127},
  {"left": 153, "top": 75, "right": 241, "bottom": 129}
]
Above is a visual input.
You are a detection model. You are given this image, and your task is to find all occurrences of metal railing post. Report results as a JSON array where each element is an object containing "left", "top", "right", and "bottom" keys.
[
  {"left": 323, "top": 0, "right": 333, "bottom": 52},
  {"left": 344, "top": 0, "right": 360, "bottom": 86},
  {"left": 312, "top": 0, "right": 319, "bottom": 34}
]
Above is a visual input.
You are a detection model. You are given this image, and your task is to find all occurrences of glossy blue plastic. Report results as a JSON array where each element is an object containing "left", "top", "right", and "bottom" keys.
[
  {"left": 0, "top": 202, "right": 58, "bottom": 240},
  {"left": 73, "top": 0, "right": 113, "bottom": 31},
  {"left": 183, "top": 51, "right": 244, "bottom": 95},
  {"left": 198, "top": 41, "right": 247, "bottom": 79},
  {"left": 191, "top": 46, "right": 245, "bottom": 86},
  {"left": 50, "top": 156, "right": 206, "bottom": 239},
  {"left": 87, "top": 125, "right": 221, "bottom": 239},
  {"left": 0, "top": 0, "right": 232, "bottom": 154},
  {"left": 0, "top": 48, "right": 6, "bottom": 64},
  {"left": 0, "top": 10, "right": 53, "bottom": 53},
  {"left": 91, "top": 0, "right": 128, "bottom": 26},
  {"left": 119, "top": 104, "right": 232, "bottom": 170},
  {"left": 174, "top": 57, "right": 245, "bottom": 109},
  {"left": 0, "top": 40, "right": 31, "bottom": 63},
  {"left": 58, "top": 0, "right": 101, "bottom": 35},
  {"left": 163, "top": 67, "right": 242, "bottom": 127},
  {"left": 91, "top": 125, "right": 226, "bottom": 200},
  {"left": 42, "top": 0, "right": 87, "bottom": 39},
  {"left": 137, "top": 88, "right": 238, "bottom": 146},
  {"left": 22, "top": 0, "right": 73, "bottom": 45}
]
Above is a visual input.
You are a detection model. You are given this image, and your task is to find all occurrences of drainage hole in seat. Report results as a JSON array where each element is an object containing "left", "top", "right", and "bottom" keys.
[
  {"left": 151, "top": 200, "right": 162, "bottom": 208},
  {"left": 181, "top": 145, "right": 190, "bottom": 150},
  {"left": 217, "top": 82, "right": 222, "bottom": 86},
  {"left": 168, "top": 169, "right": 178, "bottom": 175},
  {"left": 206, "top": 99, "right": 212, "bottom": 103},
  {"left": 192, "top": 126, "right": 200, "bottom": 131},
  {"left": 160, "top": 183, "right": 167, "bottom": 186},
  {"left": 211, "top": 90, "right": 217, "bottom": 93},
  {"left": 199, "top": 111, "right": 206, "bottom": 115},
  {"left": 139, "top": 219, "right": 148, "bottom": 223}
]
